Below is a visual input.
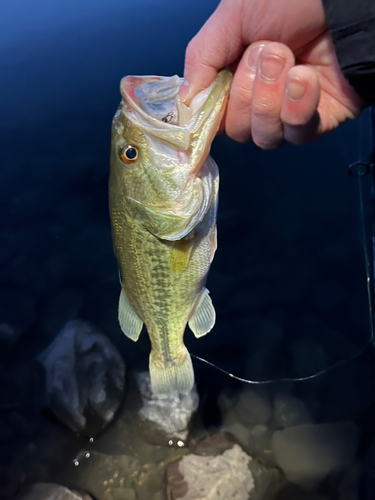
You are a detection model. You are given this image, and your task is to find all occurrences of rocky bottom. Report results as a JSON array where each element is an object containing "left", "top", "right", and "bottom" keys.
[{"left": 3, "top": 363, "right": 367, "bottom": 500}]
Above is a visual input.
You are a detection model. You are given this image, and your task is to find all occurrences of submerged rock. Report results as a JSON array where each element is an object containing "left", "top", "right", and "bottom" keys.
[
  {"left": 18, "top": 483, "right": 92, "bottom": 500},
  {"left": 234, "top": 388, "right": 272, "bottom": 426},
  {"left": 274, "top": 393, "right": 314, "bottom": 428},
  {"left": 271, "top": 421, "right": 360, "bottom": 489},
  {"left": 223, "top": 422, "right": 252, "bottom": 448},
  {"left": 166, "top": 444, "right": 254, "bottom": 500},
  {"left": 38, "top": 320, "right": 125, "bottom": 436},
  {"left": 167, "top": 433, "right": 284, "bottom": 499},
  {"left": 136, "top": 372, "right": 199, "bottom": 442}
]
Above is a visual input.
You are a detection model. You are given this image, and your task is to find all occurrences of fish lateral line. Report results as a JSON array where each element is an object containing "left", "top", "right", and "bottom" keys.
[{"left": 190, "top": 335, "right": 372, "bottom": 385}]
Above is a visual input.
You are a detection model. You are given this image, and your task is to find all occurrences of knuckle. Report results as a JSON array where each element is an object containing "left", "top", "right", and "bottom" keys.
[
  {"left": 252, "top": 95, "right": 279, "bottom": 120},
  {"left": 184, "top": 37, "right": 199, "bottom": 65}
]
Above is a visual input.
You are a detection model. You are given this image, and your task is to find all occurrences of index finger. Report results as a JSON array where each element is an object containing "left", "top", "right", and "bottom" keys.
[{"left": 184, "top": 1, "right": 243, "bottom": 99}]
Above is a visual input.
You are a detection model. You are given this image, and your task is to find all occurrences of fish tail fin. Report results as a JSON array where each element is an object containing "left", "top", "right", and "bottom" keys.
[{"left": 149, "top": 346, "right": 194, "bottom": 396}]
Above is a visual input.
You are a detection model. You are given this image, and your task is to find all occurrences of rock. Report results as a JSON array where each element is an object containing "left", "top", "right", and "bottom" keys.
[
  {"left": 17, "top": 483, "right": 93, "bottom": 500},
  {"left": 70, "top": 451, "right": 140, "bottom": 500},
  {"left": 221, "top": 407, "right": 239, "bottom": 428},
  {"left": 38, "top": 320, "right": 125, "bottom": 436},
  {"left": 136, "top": 372, "right": 199, "bottom": 442},
  {"left": 103, "top": 488, "right": 136, "bottom": 500},
  {"left": 248, "top": 424, "right": 273, "bottom": 457},
  {"left": 223, "top": 422, "right": 251, "bottom": 448},
  {"left": 274, "top": 393, "right": 314, "bottom": 428},
  {"left": 234, "top": 388, "right": 272, "bottom": 426},
  {"left": 133, "top": 447, "right": 189, "bottom": 500},
  {"left": 193, "top": 432, "right": 238, "bottom": 456},
  {"left": 166, "top": 444, "right": 254, "bottom": 500},
  {"left": 217, "top": 390, "right": 237, "bottom": 414},
  {"left": 247, "top": 456, "right": 285, "bottom": 500},
  {"left": 271, "top": 421, "right": 360, "bottom": 489}
]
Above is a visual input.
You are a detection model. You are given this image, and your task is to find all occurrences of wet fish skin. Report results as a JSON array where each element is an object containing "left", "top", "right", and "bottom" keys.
[{"left": 109, "top": 69, "right": 232, "bottom": 396}]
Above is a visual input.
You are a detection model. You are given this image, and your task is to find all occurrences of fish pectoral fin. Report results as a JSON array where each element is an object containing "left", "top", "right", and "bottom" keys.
[
  {"left": 170, "top": 236, "right": 195, "bottom": 277},
  {"left": 118, "top": 288, "right": 143, "bottom": 341},
  {"left": 188, "top": 288, "right": 216, "bottom": 338}
]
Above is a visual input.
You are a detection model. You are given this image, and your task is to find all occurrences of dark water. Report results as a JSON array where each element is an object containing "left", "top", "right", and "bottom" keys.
[{"left": 1, "top": 0, "right": 374, "bottom": 499}]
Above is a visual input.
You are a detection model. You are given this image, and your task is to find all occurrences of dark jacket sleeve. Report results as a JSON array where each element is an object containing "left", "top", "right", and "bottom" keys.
[{"left": 322, "top": 0, "right": 375, "bottom": 105}]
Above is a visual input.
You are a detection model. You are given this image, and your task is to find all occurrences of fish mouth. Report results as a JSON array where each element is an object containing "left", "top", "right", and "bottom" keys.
[{"left": 120, "top": 70, "right": 232, "bottom": 151}]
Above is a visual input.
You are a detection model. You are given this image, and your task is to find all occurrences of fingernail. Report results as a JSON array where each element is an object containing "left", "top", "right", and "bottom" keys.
[
  {"left": 248, "top": 44, "right": 264, "bottom": 70},
  {"left": 260, "top": 54, "right": 285, "bottom": 81},
  {"left": 286, "top": 77, "right": 306, "bottom": 102}
]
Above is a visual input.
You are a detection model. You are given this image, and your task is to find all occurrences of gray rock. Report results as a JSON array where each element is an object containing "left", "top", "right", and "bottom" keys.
[
  {"left": 38, "top": 320, "right": 125, "bottom": 436},
  {"left": 234, "top": 388, "right": 272, "bottom": 426},
  {"left": 136, "top": 372, "right": 199, "bottom": 442},
  {"left": 274, "top": 393, "right": 314, "bottom": 428},
  {"left": 17, "top": 483, "right": 92, "bottom": 500},
  {"left": 271, "top": 421, "right": 360, "bottom": 489},
  {"left": 166, "top": 444, "right": 254, "bottom": 500},
  {"left": 247, "top": 424, "right": 273, "bottom": 457},
  {"left": 217, "top": 390, "right": 237, "bottom": 414},
  {"left": 223, "top": 422, "right": 251, "bottom": 448}
]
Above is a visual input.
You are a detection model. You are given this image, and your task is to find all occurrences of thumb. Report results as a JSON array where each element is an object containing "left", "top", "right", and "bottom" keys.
[{"left": 184, "top": 1, "right": 243, "bottom": 100}]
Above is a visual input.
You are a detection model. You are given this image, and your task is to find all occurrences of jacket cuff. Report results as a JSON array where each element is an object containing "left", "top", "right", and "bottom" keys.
[{"left": 322, "top": 0, "right": 375, "bottom": 105}]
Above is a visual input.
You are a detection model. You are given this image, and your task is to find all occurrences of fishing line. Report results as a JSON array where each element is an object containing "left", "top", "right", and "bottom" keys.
[
  {"left": 191, "top": 337, "right": 372, "bottom": 384},
  {"left": 192, "top": 110, "right": 374, "bottom": 385}
]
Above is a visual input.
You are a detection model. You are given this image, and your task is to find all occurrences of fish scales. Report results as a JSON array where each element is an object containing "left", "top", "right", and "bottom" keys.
[{"left": 109, "top": 69, "right": 232, "bottom": 395}]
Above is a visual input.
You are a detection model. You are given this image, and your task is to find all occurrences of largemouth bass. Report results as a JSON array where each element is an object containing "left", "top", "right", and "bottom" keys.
[{"left": 109, "top": 69, "right": 232, "bottom": 396}]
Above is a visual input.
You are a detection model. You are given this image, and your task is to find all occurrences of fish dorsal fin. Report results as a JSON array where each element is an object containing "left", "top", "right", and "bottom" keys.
[
  {"left": 188, "top": 288, "right": 216, "bottom": 338},
  {"left": 170, "top": 236, "right": 195, "bottom": 277},
  {"left": 118, "top": 288, "right": 143, "bottom": 341}
]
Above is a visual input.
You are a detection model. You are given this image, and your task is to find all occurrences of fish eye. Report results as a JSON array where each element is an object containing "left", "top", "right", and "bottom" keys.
[{"left": 120, "top": 145, "right": 138, "bottom": 164}]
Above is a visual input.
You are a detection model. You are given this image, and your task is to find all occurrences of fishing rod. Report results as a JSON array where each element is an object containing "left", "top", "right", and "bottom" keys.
[{"left": 371, "top": 105, "right": 375, "bottom": 347}]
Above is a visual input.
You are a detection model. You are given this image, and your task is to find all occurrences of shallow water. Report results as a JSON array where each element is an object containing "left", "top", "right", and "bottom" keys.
[{"left": 1, "top": 0, "right": 374, "bottom": 499}]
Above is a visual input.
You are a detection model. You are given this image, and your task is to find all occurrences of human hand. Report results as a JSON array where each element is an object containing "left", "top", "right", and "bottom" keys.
[{"left": 184, "top": 0, "right": 364, "bottom": 149}]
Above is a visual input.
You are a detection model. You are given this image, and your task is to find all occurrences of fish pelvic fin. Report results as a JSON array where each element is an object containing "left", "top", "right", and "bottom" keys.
[
  {"left": 149, "top": 346, "right": 194, "bottom": 396},
  {"left": 188, "top": 288, "right": 216, "bottom": 338},
  {"left": 118, "top": 288, "right": 143, "bottom": 341}
]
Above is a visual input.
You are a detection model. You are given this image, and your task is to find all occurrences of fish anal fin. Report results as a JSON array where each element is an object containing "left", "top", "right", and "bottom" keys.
[
  {"left": 149, "top": 347, "right": 194, "bottom": 396},
  {"left": 188, "top": 288, "right": 216, "bottom": 338},
  {"left": 118, "top": 288, "right": 143, "bottom": 341},
  {"left": 170, "top": 236, "right": 195, "bottom": 277}
]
